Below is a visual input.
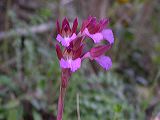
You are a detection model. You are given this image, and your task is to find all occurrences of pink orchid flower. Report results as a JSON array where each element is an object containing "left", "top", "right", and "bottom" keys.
[
  {"left": 56, "top": 18, "right": 78, "bottom": 47},
  {"left": 81, "top": 16, "right": 114, "bottom": 44},
  {"left": 55, "top": 16, "right": 114, "bottom": 120}
]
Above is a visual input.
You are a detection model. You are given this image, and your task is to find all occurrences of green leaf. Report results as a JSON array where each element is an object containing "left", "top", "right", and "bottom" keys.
[
  {"left": 33, "top": 111, "right": 42, "bottom": 120},
  {"left": 4, "top": 100, "right": 19, "bottom": 109},
  {"left": 7, "top": 108, "right": 19, "bottom": 120}
]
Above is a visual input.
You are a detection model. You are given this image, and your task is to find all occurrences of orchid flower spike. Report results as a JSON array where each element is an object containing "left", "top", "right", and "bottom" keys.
[{"left": 55, "top": 16, "right": 114, "bottom": 120}]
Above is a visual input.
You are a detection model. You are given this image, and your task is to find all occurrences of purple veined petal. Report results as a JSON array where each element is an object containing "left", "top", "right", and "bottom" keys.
[
  {"left": 101, "top": 29, "right": 114, "bottom": 44},
  {"left": 80, "top": 17, "right": 92, "bottom": 32},
  {"left": 73, "top": 45, "right": 83, "bottom": 59},
  {"left": 90, "top": 45, "right": 111, "bottom": 58},
  {"left": 56, "top": 19, "right": 61, "bottom": 34},
  {"left": 72, "top": 36, "right": 83, "bottom": 50},
  {"left": 84, "top": 28, "right": 103, "bottom": 43},
  {"left": 94, "top": 56, "right": 112, "bottom": 70},
  {"left": 56, "top": 33, "right": 77, "bottom": 47},
  {"left": 56, "top": 44, "right": 63, "bottom": 60},
  {"left": 60, "top": 58, "right": 81, "bottom": 72},
  {"left": 99, "top": 19, "right": 109, "bottom": 31},
  {"left": 72, "top": 18, "right": 78, "bottom": 33},
  {"left": 62, "top": 17, "right": 70, "bottom": 29}
]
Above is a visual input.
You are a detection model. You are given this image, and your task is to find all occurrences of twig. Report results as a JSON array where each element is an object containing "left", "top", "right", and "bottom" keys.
[
  {"left": 0, "top": 22, "right": 54, "bottom": 41},
  {"left": 77, "top": 93, "right": 81, "bottom": 120},
  {"left": 3, "top": 0, "right": 11, "bottom": 59},
  {"left": 61, "top": 0, "right": 73, "bottom": 5},
  {"left": 99, "top": 0, "right": 108, "bottom": 19}
]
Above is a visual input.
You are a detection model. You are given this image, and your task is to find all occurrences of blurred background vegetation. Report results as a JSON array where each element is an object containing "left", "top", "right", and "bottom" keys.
[{"left": 0, "top": 0, "right": 160, "bottom": 120}]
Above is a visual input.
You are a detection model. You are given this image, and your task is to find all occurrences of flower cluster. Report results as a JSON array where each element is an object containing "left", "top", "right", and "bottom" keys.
[
  {"left": 56, "top": 16, "right": 114, "bottom": 73},
  {"left": 55, "top": 16, "right": 114, "bottom": 120}
]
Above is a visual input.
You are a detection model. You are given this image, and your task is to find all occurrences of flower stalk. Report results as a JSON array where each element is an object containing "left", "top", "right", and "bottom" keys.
[
  {"left": 57, "top": 69, "right": 71, "bottom": 120},
  {"left": 56, "top": 85, "right": 66, "bottom": 120}
]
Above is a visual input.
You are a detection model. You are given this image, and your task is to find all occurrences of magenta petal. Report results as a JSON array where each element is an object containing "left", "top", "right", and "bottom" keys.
[
  {"left": 60, "top": 33, "right": 77, "bottom": 47},
  {"left": 81, "top": 52, "right": 91, "bottom": 60},
  {"left": 60, "top": 59, "right": 69, "bottom": 69},
  {"left": 56, "top": 34, "right": 64, "bottom": 43},
  {"left": 72, "top": 18, "right": 78, "bottom": 33},
  {"left": 56, "top": 44, "right": 63, "bottom": 60},
  {"left": 101, "top": 29, "right": 114, "bottom": 44},
  {"left": 62, "top": 18, "right": 70, "bottom": 29},
  {"left": 56, "top": 20, "right": 61, "bottom": 34},
  {"left": 90, "top": 45, "right": 111, "bottom": 58},
  {"left": 56, "top": 33, "right": 77, "bottom": 47},
  {"left": 95, "top": 56, "right": 112, "bottom": 70},
  {"left": 84, "top": 28, "right": 103, "bottom": 43},
  {"left": 70, "top": 33, "right": 77, "bottom": 40},
  {"left": 70, "top": 58, "right": 81, "bottom": 72},
  {"left": 60, "top": 58, "right": 81, "bottom": 72}
]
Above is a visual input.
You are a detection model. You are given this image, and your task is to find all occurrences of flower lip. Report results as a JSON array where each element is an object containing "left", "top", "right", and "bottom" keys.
[
  {"left": 60, "top": 58, "right": 81, "bottom": 72},
  {"left": 56, "top": 33, "right": 77, "bottom": 47},
  {"left": 94, "top": 55, "right": 112, "bottom": 70},
  {"left": 83, "top": 27, "right": 114, "bottom": 44},
  {"left": 83, "top": 28, "right": 103, "bottom": 43}
]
